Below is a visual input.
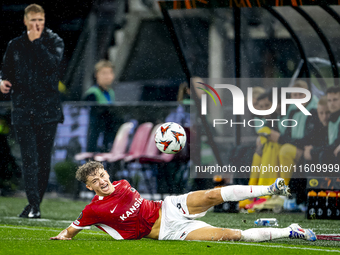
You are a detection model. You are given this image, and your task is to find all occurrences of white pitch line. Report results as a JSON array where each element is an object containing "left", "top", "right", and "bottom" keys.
[
  {"left": 196, "top": 240, "right": 340, "bottom": 253},
  {"left": 2, "top": 217, "right": 72, "bottom": 224},
  {"left": 314, "top": 229, "right": 340, "bottom": 231},
  {"left": 318, "top": 234, "right": 340, "bottom": 236}
]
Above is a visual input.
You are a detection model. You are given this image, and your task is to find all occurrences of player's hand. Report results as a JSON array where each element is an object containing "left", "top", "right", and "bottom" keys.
[
  {"left": 50, "top": 236, "right": 72, "bottom": 240},
  {"left": 268, "top": 130, "right": 280, "bottom": 143},
  {"left": 50, "top": 229, "right": 72, "bottom": 240},
  {"left": 334, "top": 144, "right": 340, "bottom": 157},
  {"left": 0, "top": 80, "right": 12, "bottom": 94},
  {"left": 304, "top": 145, "right": 313, "bottom": 161},
  {"left": 28, "top": 23, "right": 42, "bottom": 41}
]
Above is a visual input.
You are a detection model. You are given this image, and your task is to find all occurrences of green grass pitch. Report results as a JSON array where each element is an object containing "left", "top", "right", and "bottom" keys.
[{"left": 1, "top": 197, "right": 340, "bottom": 255}]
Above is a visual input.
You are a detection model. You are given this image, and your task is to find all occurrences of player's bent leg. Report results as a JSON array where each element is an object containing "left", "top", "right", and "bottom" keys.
[
  {"left": 186, "top": 179, "right": 290, "bottom": 215},
  {"left": 186, "top": 189, "right": 224, "bottom": 214},
  {"left": 185, "top": 226, "right": 242, "bottom": 241},
  {"left": 186, "top": 185, "right": 270, "bottom": 214}
]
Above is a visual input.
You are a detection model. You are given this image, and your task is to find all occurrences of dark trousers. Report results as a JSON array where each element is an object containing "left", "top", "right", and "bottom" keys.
[
  {"left": 0, "top": 134, "right": 19, "bottom": 180},
  {"left": 87, "top": 110, "right": 117, "bottom": 152},
  {"left": 14, "top": 122, "right": 58, "bottom": 208},
  {"left": 319, "top": 149, "right": 340, "bottom": 165}
]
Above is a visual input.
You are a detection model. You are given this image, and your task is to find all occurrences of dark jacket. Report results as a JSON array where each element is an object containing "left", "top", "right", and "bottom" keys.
[
  {"left": 310, "top": 125, "right": 329, "bottom": 160},
  {"left": 278, "top": 108, "right": 324, "bottom": 149},
  {"left": 2, "top": 28, "right": 64, "bottom": 125},
  {"left": 327, "top": 109, "right": 340, "bottom": 150}
]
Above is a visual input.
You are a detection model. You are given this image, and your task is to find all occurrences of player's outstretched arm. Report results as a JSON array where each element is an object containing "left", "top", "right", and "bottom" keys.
[{"left": 50, "top": 226, "right": 82, "bottom": 240}]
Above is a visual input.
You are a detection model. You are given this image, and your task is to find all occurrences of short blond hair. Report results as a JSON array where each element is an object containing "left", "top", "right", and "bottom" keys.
[
  {"left": 293, "top": 79, "right": 308, "bottom": 90},
  {"left": 75, "top": 161, "right": 104, "bottom": 184},
  {"left": 25, "top": 4, "right": 44, "bottom": 16},
  {"left": 94, "top": 60, "right": 115, "bottom": 74}
]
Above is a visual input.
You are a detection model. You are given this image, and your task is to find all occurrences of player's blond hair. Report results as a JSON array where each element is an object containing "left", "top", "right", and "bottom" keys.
[
  {"left": 94, "top": 60, "right": 115, "bottom": 74},
  {"left": 76, "top": 161, "right": 105, "bottom": 183},
  {"left": 25, "top": 4, "right": 45, "bottom": 16}
]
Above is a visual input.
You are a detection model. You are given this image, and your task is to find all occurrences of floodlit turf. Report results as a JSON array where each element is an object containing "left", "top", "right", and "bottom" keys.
[{"left": 1, "top": 197, "right": 340, "bottom": 255}]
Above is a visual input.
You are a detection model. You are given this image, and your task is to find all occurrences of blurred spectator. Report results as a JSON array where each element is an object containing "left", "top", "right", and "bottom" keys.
[
  {"left": 251, "top": 86, "right": 266, "bottom": 112},
  {"left": 0, "top": 4, "right": 64, "bottom": 218},
  {"left": 282, "top": 95, "right": 329, "bottom": 210},
  {"left": 280, "top": 96, "right": 331, "bottom": 211},
  {"left": 160, "top": 81, "right": 191, "bottom": 195},
  {"left": 266, "top": 81, "right": 322, "bottom": 210},
  {"left": 165, "top": 82, "right": 190, "bottom": 127},
  {"left": 83, "top": 60, "right": 119, "bottom": 152},
  {"left": 252, "top": 89, "right": 277, "bottom": 133},
  {"left": 160, "top": 77, "right": 209, "bottom": 194},
  {"left": 319, "top": 86, "right": 340, "bottom": 163},
  {"left": 243, "top": 81, "right": 319, "bottom": 211},
  {"left": 268, "top": 80, "right": 319, "bottom": 184},
  {"left": 304, "top": 96, "right": 330, "bottom": 163},
  {"left": 248, "top": 89, "right": 282, "bottom": 186}
]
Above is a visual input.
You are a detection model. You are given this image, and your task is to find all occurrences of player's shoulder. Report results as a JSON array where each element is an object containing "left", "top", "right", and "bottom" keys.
[
  {"left": 112, "top": 180, "right": 133, "bottom": 193},
  {"left": 112, "top": 179, "right": 130, "bottom": 187},
  {"left": 82, "top": 203, "right": 95, "bottom": 215}
]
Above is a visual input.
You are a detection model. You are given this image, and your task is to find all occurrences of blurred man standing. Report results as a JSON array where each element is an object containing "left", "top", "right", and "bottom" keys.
[
  {"left": 304, "top": 96, "right": 330, "bottom": 163},
  {"left": 320, "top": 86, "right": 340, "bottom": 163},
  {"left": 0, "top": 4, "right": 64, "bottom": 218},
  {"left": 83, "top": 60, "right": 117, "bottom": 153}
]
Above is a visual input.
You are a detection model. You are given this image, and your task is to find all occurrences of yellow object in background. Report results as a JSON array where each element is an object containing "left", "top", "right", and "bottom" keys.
[
  {"left": 279, "top": 143, "right": 297, "bottom": 185},
  {"left": 257, "top": 141, "right": 281, "bottom": 185},
  {"left": 0, "top": 119, "right": 10, "bottom": 135},
  {"left": 248, "top": 153, "right": 261, "bottom": 185},
  {"left": 257, "top": 126, "right": 271, "bottom": 144},
  {"left": 58, "top": 81, "right": 67, "bottom": 93},
  {"left": 239, "top": 199, "right": 254, "bottom": 209}
]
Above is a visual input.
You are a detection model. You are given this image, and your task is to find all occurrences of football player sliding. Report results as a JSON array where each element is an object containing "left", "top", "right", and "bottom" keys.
[{"left": 50, "top": 161, "right": 316, "bottom": 242}]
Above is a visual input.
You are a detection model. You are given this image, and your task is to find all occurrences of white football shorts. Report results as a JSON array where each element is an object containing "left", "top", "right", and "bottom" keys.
[{"left": 158, "top": 193, "right": 212, "bottom": 240}]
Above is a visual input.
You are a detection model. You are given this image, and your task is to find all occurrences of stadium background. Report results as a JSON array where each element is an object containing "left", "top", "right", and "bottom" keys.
[
  {"left": 1, "top": 0, "right": 339, "bottom": 194},
  {"left": 1, "top": 0, "right": 340, "bottom": 252}
]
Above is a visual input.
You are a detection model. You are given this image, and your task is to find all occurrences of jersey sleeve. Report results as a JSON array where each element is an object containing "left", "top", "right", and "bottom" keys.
[{"left": 71, "top": 205, "right": 98, "bottom": 229}]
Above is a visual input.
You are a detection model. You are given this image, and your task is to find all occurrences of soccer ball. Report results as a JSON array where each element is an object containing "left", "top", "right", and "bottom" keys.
[{"left": 155, "top": 122, "right": 187, "bottom": 154}]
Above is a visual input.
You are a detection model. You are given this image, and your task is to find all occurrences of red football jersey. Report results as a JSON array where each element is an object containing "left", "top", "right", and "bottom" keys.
[{"left": 71, "top": 180, "right": 162, "bottom": 240}]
